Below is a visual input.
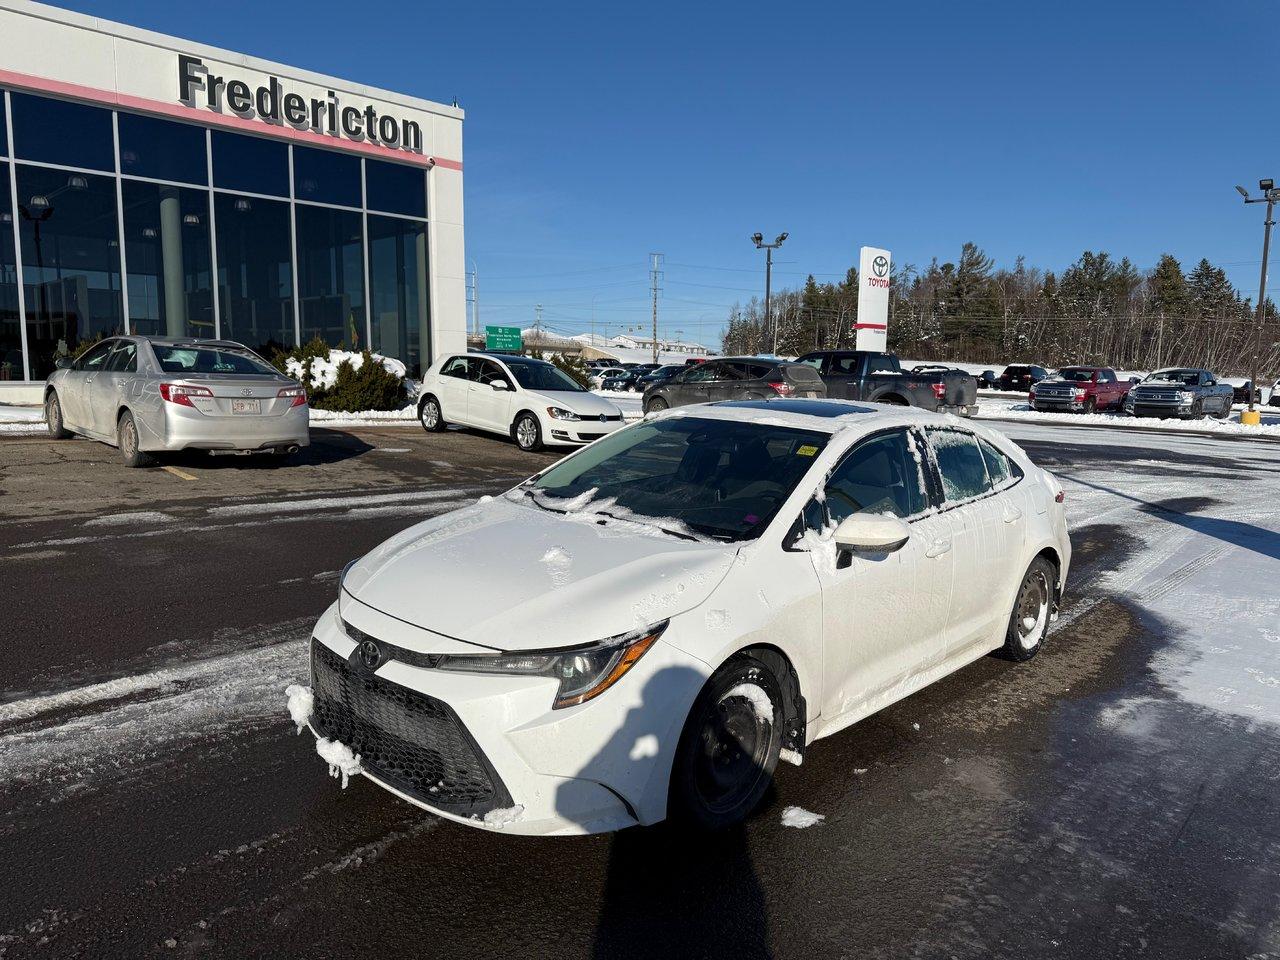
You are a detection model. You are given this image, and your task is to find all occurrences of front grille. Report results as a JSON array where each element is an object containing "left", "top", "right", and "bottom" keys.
[{"left": 310, "top": 639, "right": 512, "bottom": 817}]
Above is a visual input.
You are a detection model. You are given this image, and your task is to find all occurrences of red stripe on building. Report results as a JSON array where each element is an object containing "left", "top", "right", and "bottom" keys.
[
  {"left": 854, "top": 322, "right": 888, "bottom": 330},
  {"left": 0, "top": 67, "right": 461, "bottom": 171}
]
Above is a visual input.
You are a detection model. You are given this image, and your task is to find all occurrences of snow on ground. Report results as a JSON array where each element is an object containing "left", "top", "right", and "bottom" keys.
[
  {"left": 781, "top": 806, "right": 826, "bottom": 828},
  {"left": 975, "top": 395, "right": 1280, "bottom": 438}
]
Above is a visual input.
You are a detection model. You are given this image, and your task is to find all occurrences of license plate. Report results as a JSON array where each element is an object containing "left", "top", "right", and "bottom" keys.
[
  {"left": 804, "top": 391, "right": 817, "bottom": 398},
  {"left": 230, "top": 399, "right": 261, "bottom": 415}
]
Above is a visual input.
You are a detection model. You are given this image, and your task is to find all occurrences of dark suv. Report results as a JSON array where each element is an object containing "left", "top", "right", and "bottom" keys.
[
  {"left": 997, "top": 364, "right": 1050, "bottom": 392},
  {"left": 642, "top": 357, "right": 826, "bottom": 413}
]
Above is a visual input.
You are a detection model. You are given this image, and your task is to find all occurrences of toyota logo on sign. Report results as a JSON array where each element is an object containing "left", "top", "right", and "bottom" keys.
[{"left": 872, "top": 255, "right": 889, "bottom": 278}]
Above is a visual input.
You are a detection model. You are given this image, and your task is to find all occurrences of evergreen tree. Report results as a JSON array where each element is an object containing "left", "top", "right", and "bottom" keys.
[{"left": 1149, "top": 254, "right": 1189, "bottom": 317}]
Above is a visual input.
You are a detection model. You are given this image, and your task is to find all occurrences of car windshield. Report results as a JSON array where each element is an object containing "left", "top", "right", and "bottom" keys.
[
  {"left": 507, "top": 361, "right": 584, "bottom": 392},
  {"left": 525, "top": 416, "right": 829, "bottom": 541},
  {"left": 1145, "top": 369, "right": 1199, "bottom": 386},
  {"left": 151, "top": 344, "right": 277, "bottom": 375},
  {"left": 1058, "top": 369, "right": 1095, "bottom": 382}
]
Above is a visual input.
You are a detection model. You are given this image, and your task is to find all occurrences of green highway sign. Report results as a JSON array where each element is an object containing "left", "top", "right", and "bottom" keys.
[{"left": 485, "top": 325, "right": 522, "bottom": 352}]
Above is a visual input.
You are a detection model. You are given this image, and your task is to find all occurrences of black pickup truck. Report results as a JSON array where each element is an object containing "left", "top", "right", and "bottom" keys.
[
  {"left": 1122, "top": 368, "right": 1235, "bottom": 419},
  {"left": 794, "top": 350, "right": 979, "bottom": 416}
]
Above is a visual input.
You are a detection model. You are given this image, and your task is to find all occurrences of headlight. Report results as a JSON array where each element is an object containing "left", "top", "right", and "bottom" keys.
[
  {"left": 1074, "top": 388, "right": 1088, "bottom": 398},
  {"left": 436, "top": 621, "right": 667, "bottom": 709},
  {"left": 1178, "top": 390, "right": 1195, "bottom": 401},
  {"left": 546, "top": 406, "right": 581, "bottom": 421}
]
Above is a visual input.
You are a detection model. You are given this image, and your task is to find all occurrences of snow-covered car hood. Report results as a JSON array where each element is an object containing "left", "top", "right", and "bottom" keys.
[
  {"left": 523, "top": 389, "right": 621, "bottom": 417},
  {"left": 343, "top": 496, "right": 738, "bottom": 650}
]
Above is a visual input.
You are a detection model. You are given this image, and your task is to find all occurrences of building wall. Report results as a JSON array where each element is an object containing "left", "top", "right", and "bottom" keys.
[{"left": 0, "top": 0, "right": 464, "bottom": 401}]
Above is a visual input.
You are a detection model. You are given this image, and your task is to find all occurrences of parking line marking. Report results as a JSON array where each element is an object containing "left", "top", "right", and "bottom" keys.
[{"left": 161, "top": 465, "right": 198, "bottom": 481}]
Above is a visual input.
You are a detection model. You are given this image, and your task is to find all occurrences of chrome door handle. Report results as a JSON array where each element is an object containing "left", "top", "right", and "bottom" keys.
[{"left": 925, "top": 538, "right": 952, "bottom": 558}]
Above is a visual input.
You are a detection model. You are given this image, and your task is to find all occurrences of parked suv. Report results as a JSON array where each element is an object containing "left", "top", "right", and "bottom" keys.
[
  {"left": 794, "top": 350, "right": 977, "bottom": 416},
  {"left": 1123, "top": 368, "right": 1234, "bottom": 420},
  {"left": 1030, "top": 366, "right": 1132, "bottom": 413},
  {"left": 642, "top": 357, "right": 825, "bottom": 413},
  {"left": 997, "top": 364, "right": 1050, "bottom": 392}
]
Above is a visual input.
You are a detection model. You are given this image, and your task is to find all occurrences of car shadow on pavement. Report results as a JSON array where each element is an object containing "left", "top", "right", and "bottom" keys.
[
  {"left": 556, "top": 665, "right": 774, "bottom": 960},
  {"left": 165, "top": 430, "right": 375, "bottom": 470},
  {"left": 1069, "top": 476, "right": 1280, "bottom": 561}
]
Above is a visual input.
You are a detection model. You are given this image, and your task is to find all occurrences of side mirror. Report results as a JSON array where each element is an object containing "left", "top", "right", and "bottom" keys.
[
  {"left": 491, "top": 379, "right": 509, "bottom": 391},
  {"left": 833, "top": 513, "right": 911, "bottom": 554},
  {"left": 1129, "top": 376, "right": 1140, "bottom": 384},
  {"left": 54, "top": 357, "right": 74, "bottom": 370}
]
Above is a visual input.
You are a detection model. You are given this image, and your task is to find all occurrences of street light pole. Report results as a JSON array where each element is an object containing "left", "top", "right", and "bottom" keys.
[
  {"left": 1237, "top": 179, "right": 1279, "bottom": 419},
  {"left": 751, "top": 232, "right": 788, "bottom": 354}
]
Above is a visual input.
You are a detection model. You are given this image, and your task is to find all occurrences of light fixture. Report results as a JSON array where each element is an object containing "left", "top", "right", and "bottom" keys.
[
  {"left": 28, "top": 195, "right": 50, "bottom": 209},
  {"left": 0, "top": 213, "right": 10, "bottom": 224},
  {"left": 183, "top": 213, "right": 201, "bottom": 226},
  {"left": 142, "top": 227, "right": 157, "bottom": 238},
  {"left": 751, "top": 232, "right": 764, "bottom": 246},
  {"left": 776, "top": 232, "right": 788, "bottom": 244},
  {"left": 66, "top": 175, "right": 88, "bottom": 190},
  {"left": 1237, "top": 185, "right": 1250, "bottom": 199},
  {"left": 1262, "top": 179, "right": 1275, "bottom": 192},
  {"left": 234, "top": 198, "right": 252, "bottom": 212}
]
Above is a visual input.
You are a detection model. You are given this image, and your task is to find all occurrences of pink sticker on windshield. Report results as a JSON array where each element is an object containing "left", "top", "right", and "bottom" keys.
[{"left": 744, "top": 514, "right": 760, "bottom": 524}]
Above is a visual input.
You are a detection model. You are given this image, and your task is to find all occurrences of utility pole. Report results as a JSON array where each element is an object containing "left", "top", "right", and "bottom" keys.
[
  {"left": 751, "top": 232, "right": 788, "bottom": 354},
  {"left": 467, "top": 261, "right": 479, "bottom": 336},
  {"left": 649, "top": 253, "right": 663, "bottom": 363},
  {"left": 1237, "top": 179, "right": 1279, "bottom": 422},
  {"left": 534, "top": 303, "right": 542, "bottom": 344}
]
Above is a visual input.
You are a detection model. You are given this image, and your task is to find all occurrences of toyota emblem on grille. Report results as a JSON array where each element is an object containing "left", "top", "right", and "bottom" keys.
[{"left": 358, "top": 639, "right": 382, "bottom": 670}]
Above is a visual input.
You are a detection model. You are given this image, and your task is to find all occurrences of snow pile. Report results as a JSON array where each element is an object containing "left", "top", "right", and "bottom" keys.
[
  {"left": 723, "top": 683, "right": 773, "bottom": 723},
  {"left": 482, "top": 804, "right": 525, "bottom": 829},
  {"left": 629, "top": 734, "right": 659, "bottom": 760},
  {"left": 285, "top": 684, "right": 314, "bottom": 734},
  {"left": 540, "top": 545, "right": 574, "bottom": 587},
  {"left": 975, "top": 398, "right": 1280, "bottom": 438},
  {"left": 780, "top": 806, "right": 825, "bottom": 829},
  {"left": 704, "top": 608, "right": 731, "bottom": 630},
  {"left": 308, "top": 405, "right": 417, "bottom": 425},
  {"left": 315, "top": 737, "right": 362, "bottom": 788},
  {"left": 288, "top": 350, "right": 407, "bottom": 391}
]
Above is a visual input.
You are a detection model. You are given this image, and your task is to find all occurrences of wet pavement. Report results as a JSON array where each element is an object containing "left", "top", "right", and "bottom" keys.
[{"left": 1, "top": 421, "right": 1278, "bottom": 959}]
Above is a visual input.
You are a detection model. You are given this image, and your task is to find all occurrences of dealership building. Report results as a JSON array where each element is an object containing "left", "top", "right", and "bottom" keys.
[{"left": 0, "top": 0, "right": 465, "bottom": 402}]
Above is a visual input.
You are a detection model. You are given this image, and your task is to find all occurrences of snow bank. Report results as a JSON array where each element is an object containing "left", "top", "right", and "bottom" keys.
[
  {"left": 976, "top": 399, "right": 1280, "bottom": 438},
  {"left": 285, "top": 684, "right": 314, "bottom": 734},
  {"left": 315, "top": 737, "right": 362, "bottom": 788},
  {"left": 780, "top": 806, "right": 825, "bottom": 828},
  {"left": 288, "top": 350, "right": 407, "bottom": 391},
  {"left": 723, "top": 682, "right": 773, "bottom": 723}
]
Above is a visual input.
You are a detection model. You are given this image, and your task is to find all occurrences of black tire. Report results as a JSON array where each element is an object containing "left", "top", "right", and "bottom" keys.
[
  {"left": 513, "top": 412, "right": 543, "bottom": 452},
  {"left": 1189, "top": 400, "right": 1204, "bottom": 420},
  {"left": 419, "top": 395, "right": 446, "bottom": 432},
  {"left": 1217, "top": 399, "right": 1233, "bottom": 420},
  {"left": 116, "top": 411, "right": 154, "bottom": 468},
  {"left": 668, "top": 655, "right": 783, "bottom": 830},
  {"left": 644, "top": 396, "right": 669, "bottom": 415},
  {"left": 45, "top": 391, "right": 72, "bottom": 439},
  {"left": 1083, "top": 397, "right": 1096, "bottom": 415},
  {"left": 999, "top": 556, "right": 1055, "bottom": 662}
]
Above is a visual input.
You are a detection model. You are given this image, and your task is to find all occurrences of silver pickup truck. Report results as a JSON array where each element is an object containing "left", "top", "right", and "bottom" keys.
[{"left": 1122, "top": 368, "right": 1234, "bottom": 420}]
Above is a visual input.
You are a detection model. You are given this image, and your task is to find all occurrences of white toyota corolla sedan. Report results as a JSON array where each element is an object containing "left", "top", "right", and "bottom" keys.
[
  {"left": 417, "top": 352, "right": 625, "bottom": 451},
  {"left": 295, "top": 399, "right": 1069, "bottom": 835}
]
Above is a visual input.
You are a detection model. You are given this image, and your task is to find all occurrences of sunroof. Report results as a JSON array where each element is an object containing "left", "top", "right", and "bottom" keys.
[{"left": 714, "top": 399, "right": 876, "bottom": 418}]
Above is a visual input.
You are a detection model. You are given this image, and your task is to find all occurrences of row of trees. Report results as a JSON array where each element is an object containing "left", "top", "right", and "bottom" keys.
[{"left": 720, "top": 243, "right": 1278, "bottom": 376}]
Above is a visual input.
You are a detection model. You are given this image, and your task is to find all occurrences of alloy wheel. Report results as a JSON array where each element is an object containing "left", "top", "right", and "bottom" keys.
[
  {"left": 516, "top": 417, "right": 538, "bottom": 450},
  {"left": 1015, "top": 568, "right": 1050, "bottom": 650}
]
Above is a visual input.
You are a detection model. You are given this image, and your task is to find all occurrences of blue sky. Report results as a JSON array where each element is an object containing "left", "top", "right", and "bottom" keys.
[{"left": 67, "top": 0, "right": 1278, "bottom": 347}]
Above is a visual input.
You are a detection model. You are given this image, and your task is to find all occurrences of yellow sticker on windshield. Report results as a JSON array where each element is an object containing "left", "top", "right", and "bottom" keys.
[{"left": 796, "top": 445, "right": 819, "bottom": 457}]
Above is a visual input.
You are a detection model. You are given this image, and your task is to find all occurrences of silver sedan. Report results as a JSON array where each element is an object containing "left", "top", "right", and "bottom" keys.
[{"left": 44, "top": 336, "right": 310, "bottom": 467}]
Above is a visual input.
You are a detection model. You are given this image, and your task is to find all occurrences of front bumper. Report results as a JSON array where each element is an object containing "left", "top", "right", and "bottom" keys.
[
  {"left": 544, "top": 416, "right": 625, "bottom": 446},
  {"left": 1128, "top": 401, "right": 1194, "bottom": 419},
  {"left": 1032, "top": 398, "right": 1086, "bottom": 412},
  {"left": 305, "top": 600, "right": 709, "bottom": 836},
  {"left": 151, "top": 403, "right": 311, "bottom": 451}
]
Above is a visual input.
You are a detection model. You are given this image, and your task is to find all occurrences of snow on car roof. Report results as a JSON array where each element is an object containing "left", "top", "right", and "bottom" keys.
[{"left": 666, "top": 398, "right": 957, "bottom": 434}]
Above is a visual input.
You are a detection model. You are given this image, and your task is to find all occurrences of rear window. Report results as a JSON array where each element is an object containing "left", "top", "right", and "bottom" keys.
[
  {"left": 926, "top": 428, "right": 992, "bottom": 503},
  {"left": 784, "top": 364, "right": 823, "bottom": 382},
  {"left": 151, "top": 345, "right": 276, "bottom": 375}
]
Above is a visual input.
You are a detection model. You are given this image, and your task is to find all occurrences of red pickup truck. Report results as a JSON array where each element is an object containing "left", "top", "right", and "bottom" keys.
[{"left": 1030, "top": 366, "right": 1133, "bottom": 413}]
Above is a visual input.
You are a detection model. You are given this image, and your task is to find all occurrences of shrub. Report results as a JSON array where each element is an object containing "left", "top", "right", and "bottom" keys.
[
  {"left": 274, "top": 338, "right": 407, "bottom": 412},
  {"left": 524, "top": 348, "right": 592, "bottom": 389}
]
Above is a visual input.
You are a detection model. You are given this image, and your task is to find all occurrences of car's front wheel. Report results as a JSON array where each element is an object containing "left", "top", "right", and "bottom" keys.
[
  {"left": 419, "top": 395, "right": 446, "bottom": 432},
  {"left": 644, "top": 397, "right": 668, "bottom": 415},
  {"left": 1000, "top": 556, "right": 1055, "bottom": 661},
  {"left": 45, "top": 391, "right": 72, "bottom": 439},
  {"left": 668, "top": 655, "right": 782, "bottom": 830},
  {"left": 117, "top": 411, "right": 154, "bottom": 468},
  {"left": 513, "top": 412, "right": 543, "bottom": 451}
]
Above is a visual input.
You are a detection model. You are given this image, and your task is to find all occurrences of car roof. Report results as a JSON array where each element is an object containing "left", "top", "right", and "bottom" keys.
[
  {"left": 657, "top": 397, "right": 971, "bottom": 435},
  {"left": 132, "top": 336, "right": 252, "bottom": 350},
  {"left": 470, "top": 352, "right": 551, "bottom": 366}
]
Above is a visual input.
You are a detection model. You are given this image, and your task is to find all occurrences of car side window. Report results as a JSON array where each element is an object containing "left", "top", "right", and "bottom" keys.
[
  {"left": 796, "top": 355, "right": 824, "bottom": 373},
  {"left": 441, "top": 356, "right": 470, "bottom": 379},
  {"left": 476, "top": 360, "right": 506, "bottom": 386},
  {"left": 822, "top": 429, "right": 928, "bottom": 524},
  {"left": 865, "top": 354, "right": 896, "bottom": 375},
  {"left": 104, "top": 341, "right": 138, "bottom": 373},
  {"left": 978, "top": 437, "right": 1021, "bottom": 489},
  {"left": 925, "top": 428, "right": 992, "bottom": 503},
  {"left": 76, "top": 340, "right": 115, "bottom": 371},
  {"left": 684, "top": 362, "right": 721, "bottom": 382},
  {"left": 1100, "top": 369, "right": 1116, "bottom": 382},
  {"left": 832, "top": 355, "right": 860, "bottom": 375}
]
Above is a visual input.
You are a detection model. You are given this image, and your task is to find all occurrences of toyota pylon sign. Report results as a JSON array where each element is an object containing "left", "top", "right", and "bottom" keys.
[{"left": 856, "top": 246, "right": 892, "bottom": 351}]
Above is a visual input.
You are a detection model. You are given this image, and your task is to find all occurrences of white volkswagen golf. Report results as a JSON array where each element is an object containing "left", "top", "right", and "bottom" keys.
[
  {"left": 295, "top": 399, "right": 1069, "bottom": 835},
  {"left": 417, "top": 352, "right": 625, "bottom": 451}
]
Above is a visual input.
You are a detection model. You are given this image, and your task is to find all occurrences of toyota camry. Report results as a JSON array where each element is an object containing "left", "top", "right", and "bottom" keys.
[{"left": 293, "top": 400, "right": 1070, "bottom": 835}]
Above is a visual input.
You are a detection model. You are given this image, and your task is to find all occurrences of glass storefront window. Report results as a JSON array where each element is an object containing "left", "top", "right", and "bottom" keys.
[
  {"left": 0, "top": 94, "right": 7, "bottom": 158},
  {"left": 122, "top": 181, "right": 214, "bottom": 339},
  {"left": 1, "top": 162, "right": 23, "bottom": 381},
  {"left": 296, "top": 205, "right": 365, "bottom": 348},
  {"left": 294, "top": 146, "right": 361, "bottom": 208},
  {"left": 11, "top": 93, "right": 115, "bottom": 172},
  {"left": 119, "top": 113, "right": 208, "bottom": 186},
  {"left": 214, "top": 193, "right": 295, "bottom": 358},
  {"left": 367, "top": 213, "right": 428, "bottom": 377},
  {"left": 365, "top": 158, "right": 427, "bottom": 218},
  {"left": 211, "top": 131, "right": 288, "bottom": 197},
  {"left": 16, "top": 165, "right": 124, "bottom": 379}
]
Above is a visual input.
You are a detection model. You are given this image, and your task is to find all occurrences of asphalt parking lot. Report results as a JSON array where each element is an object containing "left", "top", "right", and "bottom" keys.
[{"left": 2, "top": 422, "right": 1280, "bottom": 959}]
